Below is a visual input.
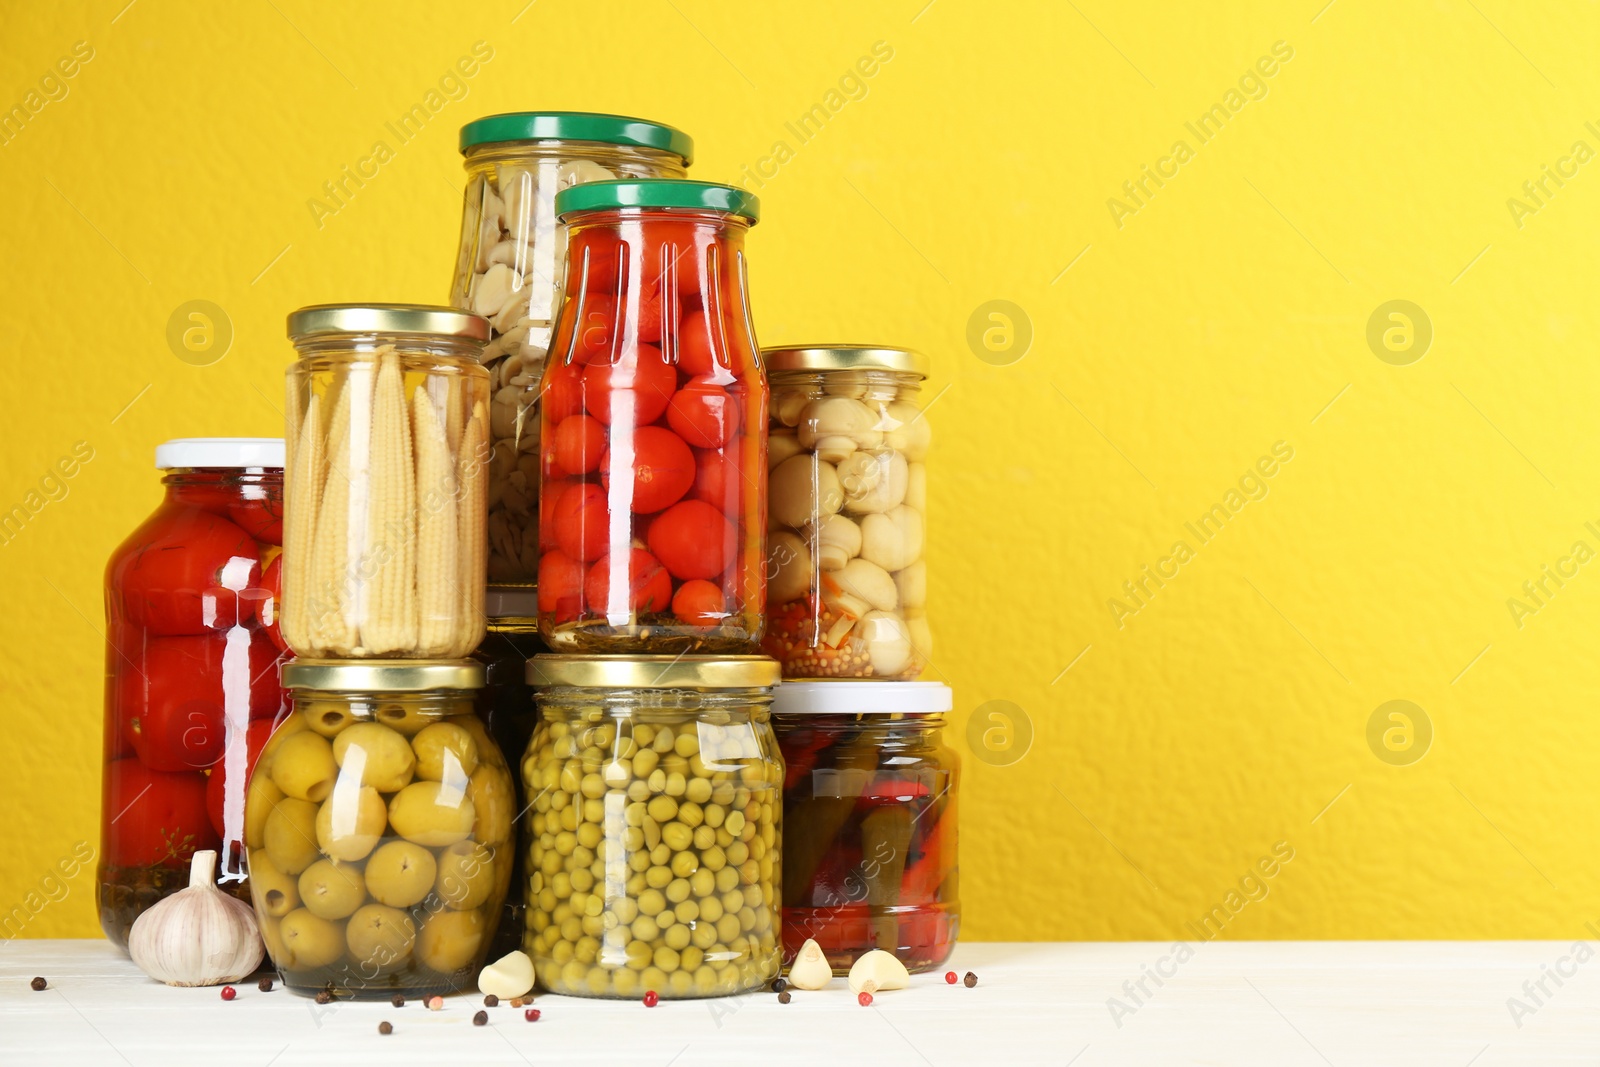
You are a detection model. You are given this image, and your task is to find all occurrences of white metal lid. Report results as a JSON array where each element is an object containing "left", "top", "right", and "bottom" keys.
[
  {"left": 770, "top": 681, "right": 952, "bottom": 715},
  {"left": 155, "top": 438, "right": 286, "bottom": 470}
]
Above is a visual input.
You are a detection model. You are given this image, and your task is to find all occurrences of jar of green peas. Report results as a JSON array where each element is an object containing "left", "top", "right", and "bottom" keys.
[{"left": 521, "top": 655, "right": 783, "bottom": 999}]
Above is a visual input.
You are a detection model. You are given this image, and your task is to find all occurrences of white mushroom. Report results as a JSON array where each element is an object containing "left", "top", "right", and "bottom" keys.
[
  {"left": 836, "top": 558, "right": 896, "bottom": 612},
  {"left": 771, "top": 454, "right": 842, "bottom": 529},
  {"left": 769, "top": 432, "right": 804, "bottom": 470},
  {"left": 858, "top": 610, "right": 912, "bottom": 675},
  {"left": 798, "top": 397, "right": 882, "bottom": 463},
  {"left": 860, "top": 505, "right": 923, "bottom": 573},
  {"left": 556, "top": 159, "right": 617, "bottom": 189},
  {"left": 894, "top": 560, "right": 925, "bottom": 610},
  {"left": 904, "top": 462, "right": 926, "bottom": 511},
  {"left": 767, "top": 531, "right": 812, "bottom": 605},
  {"left": 774, "top": 389, "right": 812, "bottom": 428},
  {"left": 842, "top": 450, "right": 908, "bottom": 515},
  {"left": 810, "top": 513, "right": 861, "bottom": 571},
  {"left": 473, "top": 263, "right": 521, "bottom": 318},
  {"left": 822, "top": 375, "right": 868, "bottom": 399},
  {"left": 882, "top": 401, "right": 931, "bottom": 461}
]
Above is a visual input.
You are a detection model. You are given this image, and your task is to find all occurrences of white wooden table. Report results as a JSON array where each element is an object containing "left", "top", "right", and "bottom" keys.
[{"left": 1, "top": 940, "right": 1594, "bottom": 1065}]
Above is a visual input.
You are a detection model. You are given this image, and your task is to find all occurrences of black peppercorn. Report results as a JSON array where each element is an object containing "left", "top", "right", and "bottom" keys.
[
  {"left": 315, "top": 990, "right": 334, "bottom": 1004},
  {"left": 391, "top": 994, "right": 406, "bottom": 1008},
  {"left": 473, "top": 1010, "right": 488, "bottom": 1026},
  {"left": 771, "top": 978, "right": 787, "bottom": 993},
  {"left": 484, "top": 994, "right": 499, "bottom": 1007},
  {"left": 257, "top": 976, "right": 274, "bottom": 992},
  {"left": 378, "top": 1021, "right": 393, "bottom": 1035},
  {"left": 963, "top": 971, "right": 978, "bottom": 988},
  {"left": 29, "top": 977, "right": 46, "bottom": 992},
  {"left": 777, "top": 990, "right": 791, "bottom": 1004}
]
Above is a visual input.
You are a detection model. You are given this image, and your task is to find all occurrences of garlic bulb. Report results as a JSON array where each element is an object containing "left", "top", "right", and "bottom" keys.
[{"left": 128, "top": 850, "right": 264, "bottom": 987}]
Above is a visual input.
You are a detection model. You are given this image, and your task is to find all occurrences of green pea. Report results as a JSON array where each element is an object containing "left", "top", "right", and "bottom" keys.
[
  {"left": 662, "top": 822, "right": 693, "bottom": 852},
  {"left": 703, "top": 804, "right": 725, "bottom": 829},
  {"left": 631, "top": 915, "right": 661, "bottom": 942},
  {"left": 665, "top": 772, "right": 688, "bottom": 798},
  {"left": 693, "top": 825, "right": 716, "bottom": 850},
  {"left": 632, "top": 748, "right": 660, "bottom": 779},
  {"left": 654, "top": 946, "right": 681, "bottom": 972},
  {"left": 645, "top": 865, "right": 672, "bottom": 889},
  {"left": 670, "top": 851, "right": 698, "bottom": 878},
  {"left": 701, "top": 846, "right": 726, "bottom": 872},
  {"left": 637, "top": 888, "right": 666, "bottom": 917},
  {"left": 686, "top": 777, "right": 712, "bottom": 804},
  {"left": 699, "top": 895, "right": 723, "bottom": 923},
  {"left": 690, "top": 868, "right": 715, "bottom": 897},
  {"left": 674, "top": 731, "right": 699, "bottom": 757},
  {"left": 674, "top": 899, "right": 699, "bottom": 924},
  {"left": 665, "top": 878, "right": 690, "bottom": 904},
  {"left": 677, "top": 802, "right": 704, "bottom": 829}
]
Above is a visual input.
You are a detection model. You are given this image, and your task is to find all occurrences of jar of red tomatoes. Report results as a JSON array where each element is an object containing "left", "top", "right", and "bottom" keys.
[
  {"left": 452, "top": 113, "right": 693, "bottom": 584},
  {"left": 772, "top": 682, "right": 958, "bottom": 973},
  {"left": 762, "top": 346, "right": 931, "bottom": 679},
  {"left": 537, "top": 180, "right": 766, "bottom": 654},
  {"left": 99, "top": 438, "right": 291, "bottom": 948}
]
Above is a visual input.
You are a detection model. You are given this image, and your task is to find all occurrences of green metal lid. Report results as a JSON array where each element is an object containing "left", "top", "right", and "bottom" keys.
[
  {"left": 459, "top": 112, "right": 693, "bottom": 164},
  {"left": 555, "top": 180, "right": 759, "bottom": 224}
]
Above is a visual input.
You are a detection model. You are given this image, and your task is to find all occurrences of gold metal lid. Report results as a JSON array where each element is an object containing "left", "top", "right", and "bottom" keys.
[
  {"left": 281, "top": 659, "right": 486, "bottom": 692},
  {"left": 286, "top": 303, "right": 491, "bottom": 343},
  {"left": 761, "top": 345, "right": 928, "bottom": 378},
  {"left": 528, "top": 655, "right": 780, "bottom": 690}
]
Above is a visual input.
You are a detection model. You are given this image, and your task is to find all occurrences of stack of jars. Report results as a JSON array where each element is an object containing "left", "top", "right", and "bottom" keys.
[
  {"left": 759, "top": 346, "right": 959, "bottom": 974},
  {"left": 450, "top": 115, "right": 785, "bottom": 999}
]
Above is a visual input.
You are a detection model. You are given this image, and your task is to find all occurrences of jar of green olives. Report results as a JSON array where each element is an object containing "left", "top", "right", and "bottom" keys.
[
  {"left": 247, "top": 660, "right": 515, "bottom": 999},
  {"left": 521, "top": 655, "right": 783, "bottom": 999},
  {"left": 772, "top": 681, "right": 959, "bottom": 973}
]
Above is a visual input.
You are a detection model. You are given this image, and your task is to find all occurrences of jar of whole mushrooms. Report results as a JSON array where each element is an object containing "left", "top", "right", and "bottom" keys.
[
  {"left": 283, "top": 304, "right": 491, "bottom": 659},
  {"left": 249, "top": 659, "right": 515, "bottom": 998},
  {"left": 521, "top": 655, "right": 783, "bottom": 999},
  {"left": 761, "top": 347, "right": 931, "bottom": 679},
  {"left": 450, "top": 112, "right": 693, "bottom": 585}
]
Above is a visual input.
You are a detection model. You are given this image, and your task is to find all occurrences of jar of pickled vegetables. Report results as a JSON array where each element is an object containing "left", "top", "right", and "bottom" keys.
[
  {"left": 772, "top": 682, "right": 958, "bottom": 972},
  {"left": 522, "top": 655, "right": 782, "bottom": 999},
  {"left": 451, "top": 113, "right": 693, "bottom": 584},
  {"left": 537, "top": 181, "right": 767, "bottom": 655},
  {"left": 248, "top": 659, "right": 514, "bottom": 998},
  {"left": 99, "top": 438, "right": 290, "bottom": 948},
  {"left": 283, "top": 304, "right": 491, "bottom": 660},
  {"left": 474, "top": 585, "right": 544, "bottom": 958},
  {"left": 762, "top": 347, "right": 931, "bottom": 679}
]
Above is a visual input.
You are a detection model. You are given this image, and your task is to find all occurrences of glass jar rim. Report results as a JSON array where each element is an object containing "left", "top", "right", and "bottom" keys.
[
  {"left": 555, "top": 180, "right": 759, "bottom": 223},
  {"left": 459, "top": 112, "right": 693, "bottom": 165},
  {"left": 155, "top": 438, "right": 285, "bottom": 470},
  {"left": 528, "top": 654, "right": 779, "bottom": 690},
  {"left": 763, "top": 345, "right": 928, "bottom": 378},
  {"left": 286, "top": 304, "right": 490, "bottom": 344}
]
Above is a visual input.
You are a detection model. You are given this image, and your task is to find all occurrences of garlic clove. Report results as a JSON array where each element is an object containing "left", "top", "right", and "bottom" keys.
[
  {"left": 847, "top": 949, "right": 910, "bottom": 995},
  {"left": 479, "top": 949, "right": 536, "bottom": 999},
  {"left": 129, "top": 850, "right": 264, "bottom": 987},
  {"left": 786, "top": 938, "right": 834, "bottom": 990}
]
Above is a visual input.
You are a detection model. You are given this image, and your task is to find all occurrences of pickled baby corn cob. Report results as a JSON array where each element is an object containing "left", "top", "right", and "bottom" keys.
[
  {"left": 456, "top": 400, "right": 488, "bottom": 644},
  {"left": 412, "top": 384, "right": 459, "bottom": 656},
  {"left": 310, "top": 377, "right": 359, "bottom": 655},
  {"left": 281, "top": 390, "right": 323, "bottom": 649},
  {"left": 363, "top": 348, "right": 418, "bottom": 654}
]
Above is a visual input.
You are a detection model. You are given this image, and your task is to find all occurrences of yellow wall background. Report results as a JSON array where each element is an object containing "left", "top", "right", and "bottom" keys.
[{"left": 3, "top": 0, "right": 1598, "bottom": 942}]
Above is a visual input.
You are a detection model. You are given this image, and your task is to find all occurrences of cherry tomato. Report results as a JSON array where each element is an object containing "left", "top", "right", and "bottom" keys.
[
  {"left": 572, "top": 294, "right": 621, "bottom": 364},
  {"left": 253, "top": 554, "right": 287, "bottom": 652},
  {"left": 123, "top": 636, "right": 228, "bottom": 771},
  {"left": 204, "top": 718, "right": 275, "bottom": 840},
  {"left": 543, "top": 362, "right": 587, "bottom": 423},
  {"left": 582, "top": 344, "right": 676, "bottom": 427},
  {"left": 553, "top": 482, "right": 610, "bottom": 562},
  {"left": 672, "top": 579, "right": 726, "bottom": 627},
  {"left": 116, "top": 510, "right": 261, "bottom": 635},
  {"left": 552, "top": 415, "right": 606, "bottom": 476},
  {"left": 691, "top": 447, "right": 736, "bottom": 507},
  {"left": 647, "top": 499, "right": 737, "bottom": 580},
  {"left": 571, "top": 230, "right": 622, "bottom": 292},
  {"left": 228, "top": 487, "right": 284, "bottom": 544},
  {"left": 540, "top": 480, "right": 574, "bottom": 551},
  {"left": 677, "top": 310, "right": 718, "bottom": 377},
  {"left": 599, "top": 426, "right": 694, "bottom": 514},
  {"left": 538, "top": 549, "right": 588, "bottom": 624},
  {"left": 584, "top": 547, "right": 672, "bottom": 616},
  {"left": 667, "top": 378, "right": 741, "bottom": 448},
  {"left": 245, "top": 633, "right": 288, "bottom": 721},
  {"left": 633, "top": 282, "right": 667, "bottom": 345},
  {"left": 103, "top": 758, "right": 218, "bottom": 869}
]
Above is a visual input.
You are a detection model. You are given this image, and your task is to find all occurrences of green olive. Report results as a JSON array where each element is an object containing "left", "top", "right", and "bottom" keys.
[
  {"left": 278, "top": 907, "right": 344, "bottom": 969},
  {"left": 297, "top": 858, "right": 366, "bottom": 920},
  {"left": 314, "top": 786, "right": 387, "bottom": 861},
  {"left": 244, "top": 774, "right": 282, "bottom": 851},
  {"left": 363, "top": 840, "right": 437, "bottom": 907},
  {"left": 345, "top": 903, "right": 416, "bottom": 972},
  {"left": 417, "top": 908, "right": 485, "bottom": 973},
  {"left": 411, "top": 722, "right": 479, "bottom": 781},
  {"left": 435, "top": 840, "right": 495, "bottom": 910},
  {"left": 304, "top": 700, "right": 356, "bottom": 739},
  {"left": 373, "top": 701, "right": 431, "bottom": 737},
  {"left": 270, "top": 732, "right": 338, "bottom": 802},
  {"left": 248, "top": 849, "right": 299, "bottom": 918},
  {"left": 388, "top": 781, "right": 475, "bottom": 847},
  {"left": 466, "top": 766, "right": 513, "bottom": 845},
  {"left": 262, "top": 797, "right": 320, "bottom": 876},
  {"left": 330, "top": 722, "right": 416, "bottom": 792}
]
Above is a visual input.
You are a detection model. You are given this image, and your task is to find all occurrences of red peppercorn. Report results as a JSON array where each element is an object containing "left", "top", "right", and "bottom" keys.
[
  {"left": 643, "top": 990, "right": 659, "bottom": 1007},
  {"left": 220, "top": 986, "right": 237, "bottom": 1001},
  {"left": 858, "top": 991, "right": 873, "bottom": 1007},
  {"left": 524, "top": 1008, "right": 541, "bottom": 1022},
  {"left": 945, "top": 971, "right": 958, "bottom": 984}
]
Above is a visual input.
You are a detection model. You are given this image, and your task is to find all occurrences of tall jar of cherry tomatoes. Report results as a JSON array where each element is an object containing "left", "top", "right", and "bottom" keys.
[
  {"left": 537, "top": 180, "right": 766, "bottom": 654},
  {"left": 99, "top": 438, "right": 291, "bottom": 948}
]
